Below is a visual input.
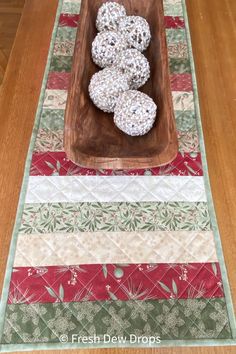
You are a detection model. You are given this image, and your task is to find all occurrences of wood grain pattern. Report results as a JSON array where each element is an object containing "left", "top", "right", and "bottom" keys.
[
  {"left": 64, "top": 0, "right": 178, "bottom": 170},
  {"left": 0, "top": 0, "right": 236, "bottom": 353},
  {"left": 0, "top": 0, "right": 58, "bottom": 309},
  {"left": 0, "top": 0, "right": 25, "bottom": 84}
]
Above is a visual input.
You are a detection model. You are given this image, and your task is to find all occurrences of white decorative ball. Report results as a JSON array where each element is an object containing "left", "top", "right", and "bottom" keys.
[
  {"left": 96, "top": 2, "right": 126, "bottom": 32},
  {"left": 114, "top": 48, "right": 150, "bottom": 89},
  {"left": 114, "top": 90, "right": 157, "bottom": 136},
  {"left": 89, "top": 67, "right": 129, "bottom": 113},
  {"left": 92, "top": 31, "right": 128, "bottom": 68},
  {"left": 118, "top": 16, "right": 151, "bottom": 52}
]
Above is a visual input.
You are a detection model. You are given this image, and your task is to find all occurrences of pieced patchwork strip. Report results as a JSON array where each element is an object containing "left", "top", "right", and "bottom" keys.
[
  {"left": 46, "top": 72, "right": 193, "bottom": 91},
  {"left": 41, "top": 90, "right": 194, "bottom": 111},
  {"left": 30, "top": 152, "right": 202, "bottom": 175}
]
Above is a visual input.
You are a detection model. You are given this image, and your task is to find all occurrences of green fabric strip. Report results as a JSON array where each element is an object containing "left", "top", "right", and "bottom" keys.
[
  {"left": 175, "top": 110, "right": 197, "bottom": 132},
  {"left": 61, "top": 1, "right": 81, "bottom": 15},
  {"left": 163, "top": 0, "right": 182, "bottom": 16},
  {"left": 49, "top": 56, "right": 72, "bottom": 72},
  {"left": 19, "top": 201, "right": 211, "bottom": 234},
  {"left": 166, "top": 29, "right": 187, "bottom": 43},
  {"left": 169, "top": 58, "right": 191, "bottom": 74},
  {"left": 56, "top": 26, "right": 77, "bottom": 42},
  {"left": 1, "top": 298, "right": 231, "bottom": 344},
  {"left": 39, "top": 109, "right": 65, "bottom": 130}
]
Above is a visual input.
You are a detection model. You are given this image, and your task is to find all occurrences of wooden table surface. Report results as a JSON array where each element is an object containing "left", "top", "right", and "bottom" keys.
[
  {"left": 0, "top": 0, "right": 25, "bottom": 84},
  {"left": 0, "top": 0, "right": 235, "bottom": 353}
]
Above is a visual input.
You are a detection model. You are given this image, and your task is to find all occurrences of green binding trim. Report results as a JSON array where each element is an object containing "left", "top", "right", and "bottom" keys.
[
  {"left": 1, "top": 339, "right": 236, "bottom": 352},
  {"left": 181, "top": 0, "right": 236, "bottom": 340},
  {"left": 0, "top": 0, "right": 236, "bottom": 351},
  {"left": 0, "top": 0, "right": 64, "bottom": 349}
]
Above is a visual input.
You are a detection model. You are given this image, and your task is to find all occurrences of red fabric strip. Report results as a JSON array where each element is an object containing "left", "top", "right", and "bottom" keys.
[
  {"left": 164, "top": 16, "right": 185, "bottom": 28},
  {"left": 170, "top": 74, "right": 193, "bottom": 91},
  {"left": 47, "top": 72, "right": 71, "bottom": 90},
  {"left": 59, "top": 13, "right": 79, "bottom": 27},
  {"left": 30, "top": 151, "right": 203, "bottom": 176},
  {"left": 8, "top": 263, "right": 223, "bottom": 304}
]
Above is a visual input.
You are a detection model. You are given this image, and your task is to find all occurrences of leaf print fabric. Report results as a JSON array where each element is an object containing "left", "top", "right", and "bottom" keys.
[
  {"left": 168, "top": 42, "right": 188, "bottom": 58},
  {"left": 19, "top": 201, "right": 211, "bottom": 234},
  {"left": 34, "top": 130, "right": 63, "bottom": 152}
]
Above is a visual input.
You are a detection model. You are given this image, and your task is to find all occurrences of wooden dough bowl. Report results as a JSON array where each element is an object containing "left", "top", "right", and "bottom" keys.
[{"left": 64, "top": 0, "right": 178, "bottom": 170}]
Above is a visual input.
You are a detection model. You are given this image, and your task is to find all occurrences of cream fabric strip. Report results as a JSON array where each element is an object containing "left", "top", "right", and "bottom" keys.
[{"left": 14, "top": 231, "right": 217, "bottom": 266}]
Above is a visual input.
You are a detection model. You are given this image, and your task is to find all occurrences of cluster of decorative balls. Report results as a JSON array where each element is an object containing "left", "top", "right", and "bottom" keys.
[{"left": 89, "top": 2, "right": 157, "bottom": 136}]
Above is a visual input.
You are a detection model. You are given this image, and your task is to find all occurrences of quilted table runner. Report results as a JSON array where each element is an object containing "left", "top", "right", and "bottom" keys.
[{"left": 0, "top": 0, "right": 236, "bottom": 351}]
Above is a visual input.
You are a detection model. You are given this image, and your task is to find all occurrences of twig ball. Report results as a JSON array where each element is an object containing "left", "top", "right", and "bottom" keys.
[
  {"left": 92, "top": 31, "right": 128, "bottom": 68},
  {"left": 118, "top": 16, "right": 151, "bottom": 52},
  {"left": 114, "top": 90, "right": 157, "bottom": 136},
  {"left": 114, "top": 48, "right": 150, "bottom": 89},
  {"left": 89, "top": 67, "right": 129, "bottom": 113},
  {"left": 96, "top": 2, "right": 126, "bottom": 32}
]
